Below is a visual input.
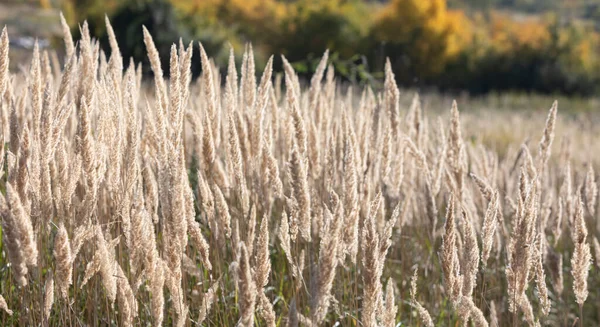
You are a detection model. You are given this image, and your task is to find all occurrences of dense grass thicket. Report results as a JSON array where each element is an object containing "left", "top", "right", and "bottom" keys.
[{"left": 0, "top": 16, "right": 599, "bottom": 326}]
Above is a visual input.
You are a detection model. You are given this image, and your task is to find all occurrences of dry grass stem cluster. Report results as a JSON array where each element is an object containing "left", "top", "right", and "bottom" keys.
[{"left": 0, "top": 16, "right": 598, "bottom": 326}]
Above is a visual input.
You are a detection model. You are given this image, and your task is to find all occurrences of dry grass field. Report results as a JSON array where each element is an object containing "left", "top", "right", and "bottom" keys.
[{"left": 0, "top": 15, "right": 599, "bottom": 326}]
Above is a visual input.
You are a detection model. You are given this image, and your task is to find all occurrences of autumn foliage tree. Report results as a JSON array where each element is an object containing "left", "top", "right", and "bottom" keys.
[{"left": 370, "top": 0, "right": 472, "bottom": 84}]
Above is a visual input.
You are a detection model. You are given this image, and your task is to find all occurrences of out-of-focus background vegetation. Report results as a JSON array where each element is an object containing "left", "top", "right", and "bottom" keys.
[{"left": 3, "top": 0, "right": 600, "bottom": 97}]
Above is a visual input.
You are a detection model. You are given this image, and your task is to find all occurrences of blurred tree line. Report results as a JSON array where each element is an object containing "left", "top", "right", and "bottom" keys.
[{"left": 58, "top": 0, "right": 600, "bottom": 96}]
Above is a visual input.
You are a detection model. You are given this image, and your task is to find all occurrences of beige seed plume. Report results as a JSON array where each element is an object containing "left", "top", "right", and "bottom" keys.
[
  {"left": 261, "top": 131, "right": 283, "bottom": 197},
  {"left": 571, "top": 198, "right": 592, "bottom": 306},
  {"left": 289, "top": 145, "right": 311, "bottom": 241},
  {"left": 78, "top": 95, "right": 97, "bottom": 201},
  {"left": 226, "top": 46, "right": 238, "bottom": 98},
  {"left": 104, "top": 15, "right": 123, "bottom": 79},
  {"left": 212, "top": 184, "right": 232, "bottom": 238},
  {"left": 59, "top": 13, "right": 74, "bottom": 58},
  {"left": 142, "top": 25, "right": 167, "bottom": 120},
  {"left": 202, "top": 110, "right": 216, "bottom": 170},
  {"left": 382, "top": 278, "right": 397, "bottom": 327},
  {"left": 405, "top": 137, "right": 430, "bottom": 176},
  {"left": 30, "top": 40, "right": 42, "bottom": 136},
  {"left": 294, "top": 250, "right": 306, "bottom": 293},
  {"left": 594, "top": 236, "right": 600, "bottom": 269},
  {"left": 278, "top": 210, "right": 296, "bottom": 275},
  {"left": 361, "top": 193, "right": 385, "bottom": 327},
  {"left": 559, "top": 162, "right": 573, "bottom": 226},
  {"left": 197, "top": 280, "right": 219, "bottom": 325},
  {"left": 516, "top": 295, "right": 535, "bottom": 327},
  {"left": 179, "top": 40, "right": 193, "bottom": 106},
  {"left": 281, "top": 55, "right": 300, "bottom": 97},
  {"left": 71, "top": 222, "right": 94, "bottom": 261},
  {"left": 309, "top": 49, "right": 329, "bottom": 106},
  {"left": 151, "top": 260, "right": 165, "bottom": 327},
  {"left": 15, "top": 126, "right": 30, "bottom": 210},
  {"left": 342, "top": 128, "right": 359, "bottom": 263},
  {"left": 116, "top": 264, "right": 138, "bottom": 327},
  {"left": 246, "top": 205, "right": 257, "bottom": 259},
  {"left": 461, "top": 208, "right": 480, "bottom": 297},
  {"left": 43, "top": 272, "right": 55, "bottom": 323},
  {"left": 6, "top": 183, "right": 37, "bottom": 270},
  {"left": 471, "top": 172, "right": 506, "bottom": 238},
  {"left": 584, "top": 164, "right": 597, "bottom": 216},
  {"left": 129, "top": 204, "right": 147, "bottom": 280},
  {"left": 257, "top": 292, "right": 276, "bottom": 327},
  {"left": 0, "top": 295, "right": 12, "bottom": 316},
  {"left": 441, "top": 194, "right": 460, "bottom": 303},
  {"left": 163, "top": 262, "right": 186, "bottom": 327},
  {"left": 251, "top": 55, "right": 273, "bottom": 159},
  {"left": 227, "top": 109, "right": 245, "bottom": 190},
  {"left": 312, "top": 203, "right": 342, "bottom": 324},
  {"left": 199, "top": 42, "right": 218, "bottom": 136},
  {"left": 380, "top": 203, "right": 398, "bottom": 264},
  {"left": 470, "top": 173, "right": 494, "bottom": 201},
  {"left": 53, "top": 223, "right": 73, "bottom": 299},
  {"left": 448, "top": 100, "right": 465, "bottom": 199},
  {"left": 384, "top": 58, "right": 400, "bottom": 139},
  {"left": 506, "top": 168, "right": 537, "bottom": 311},
  {"left": 188, "top": 218, "right": 212, "bottom": 271},
  {"left": 77, "top": 21, "right": 95, "bottom": 110},
  {"left": 462, "top": 298, "right": 489, "bottom": 327},
  {"left": 237, "top": 242, "right": 256, "bottom": 327},
  {"left": 537, "top": 101, "right": 557, "bottom": 175},
  {"left": 552, "top": 199, "right": 563, "bottom": 245},
  {"left": 94, "top": 226, "right": 117, "bottom": 304},
  {"left": 55, "top": 55, "right": 75, "bottom": 124},
  {"left": 254, "top": 213, "right": 271, "bottom": 289},
  {"left": 410, "top": 269, "right": 434, "bottom": 327},
  {"left": 241, "top": 43, "right": 256, "bottom": 110},
  {"left": 481, "top": 191, "right": 499, "bottom": 267},
  {"left": 168, "top": 44, "right": 181, "bottom": 135},
  {"left": 41, "top": 50, "right": 52, "bottom": 83},
  {"left": 533, "top": 234, "right": 550, "bottom": 315},
  {"left": 0, "top": 26, "right": 8, "bottom": 97},
  {"left": 286, "top": 73, "right": 307, "bottom": 156}
]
